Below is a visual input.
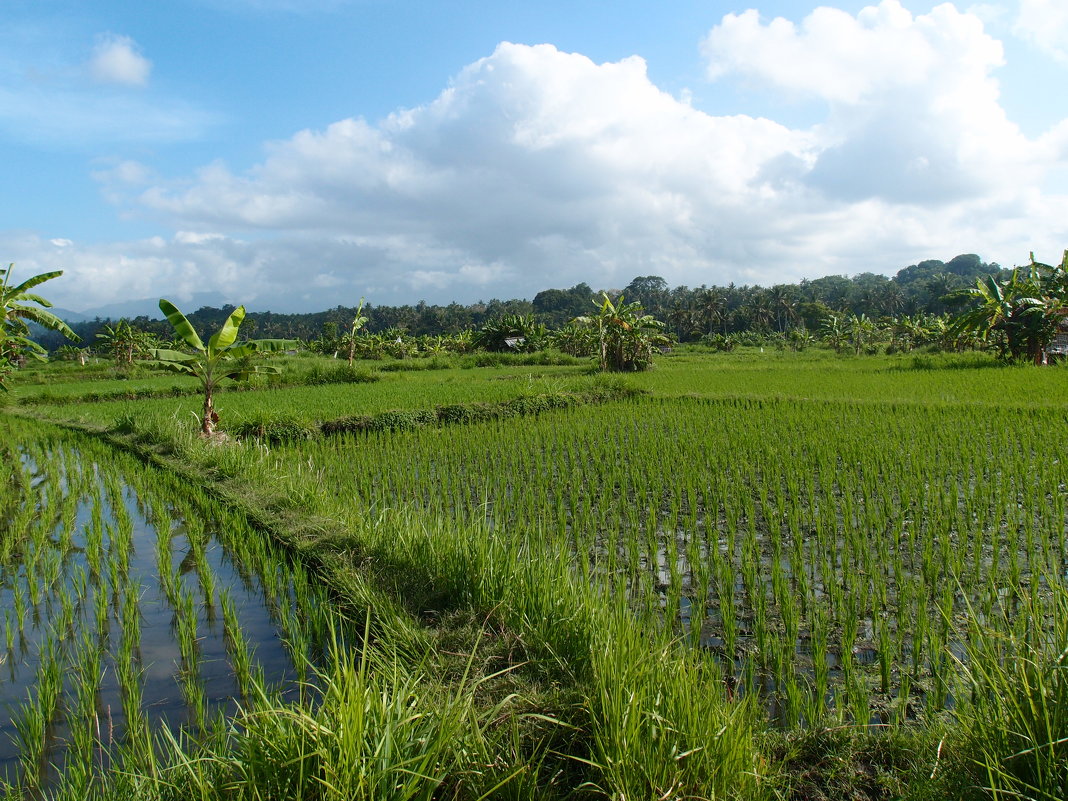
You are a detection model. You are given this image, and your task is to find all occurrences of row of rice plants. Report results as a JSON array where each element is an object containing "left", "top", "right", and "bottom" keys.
[
  {"left": 0, "top": 419, "right": 345, "bottom": 794},
  {"left": 251, "top": 394, "right": 1067, "bottom": 730},
  {"left": 5, "top": 416, "right": 771, "bottom": 799},
  {"left": 16, "top": 362, "right": 588, "bottom": 430}
]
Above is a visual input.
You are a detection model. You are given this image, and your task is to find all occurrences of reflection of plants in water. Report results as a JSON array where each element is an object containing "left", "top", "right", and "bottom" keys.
[
  {"left": 221, "top": 589, "right": 255, "bottom": 699},
  {"left": 0, "top": 419, "right": 342, "bottom": 790}
]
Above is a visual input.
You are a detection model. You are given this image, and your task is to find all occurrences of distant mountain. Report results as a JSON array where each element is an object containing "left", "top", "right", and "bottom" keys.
[
  {"left": 66, "top": 292, "right": 231, "bottom": 322},
  {"left": 50, "top": 307, "right": 88, "bottom": 323}
]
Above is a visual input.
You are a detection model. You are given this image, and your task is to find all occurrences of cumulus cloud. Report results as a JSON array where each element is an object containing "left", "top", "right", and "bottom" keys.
[
  {"left": 34, "top": 9, "right": 1068, "bottom": 311},
  {"left": 0, "top": 31, "right": 212, "bottom": 147},
  {"left": 135, "top": 42, "right": 816, "bottom": 303},
  {"left": 88, "top": 34, "right": 151, "bottom": 86},
  {"left": 1013, "top": 0, "right": 1068, "bottom": 62},
  {"left": 702, "top": 0, "right": 1036, "bottom": 204}
]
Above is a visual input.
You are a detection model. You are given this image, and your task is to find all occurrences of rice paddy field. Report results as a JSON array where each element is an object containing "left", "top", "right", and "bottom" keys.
[{"left": 3, "top": 348, "right": 1068, "bottom": 800}]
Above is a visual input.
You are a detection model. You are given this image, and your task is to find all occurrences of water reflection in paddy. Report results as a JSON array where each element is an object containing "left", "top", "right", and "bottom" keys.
[{"left": 0, "top": 437, "right": 338, "bottom": 788}]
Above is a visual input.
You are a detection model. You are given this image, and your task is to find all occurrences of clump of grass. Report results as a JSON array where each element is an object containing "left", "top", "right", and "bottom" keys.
[
  {"left": 955, "top": 582, "right": 1068, "bottom": 801},
  {"left": 150, "top": 624, "right": 549, "bottom": 801},
  {"left": 319, "top": 383, "right": 641, "bottom": 438},
  {"left": 228, "top": 413, "right": 317, "bottom": 444}
]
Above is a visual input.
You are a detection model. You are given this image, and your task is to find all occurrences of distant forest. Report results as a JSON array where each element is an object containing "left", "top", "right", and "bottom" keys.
[{"left": 41, "top": 253, "right": 1002, "bottom": 350}]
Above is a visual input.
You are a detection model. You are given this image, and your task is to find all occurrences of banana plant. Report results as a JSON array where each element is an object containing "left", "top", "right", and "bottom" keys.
[
  {"left": 95, "top": 319, "right": 156, "bottom": 366},
  {"left": 949, "top": 266, "right": 1051, "bottom": 362},
  {"left": 575, "top": 293, "right": 669, "bottom": 371},
  {"left": 1, "top": 264, "right": 79, "bottom": 389},
  {"left": 150, "top": 299, "right": 292, "bottom": 436},
  {"left": 342, "top": 298, "right": 368, "bottom": 367}
]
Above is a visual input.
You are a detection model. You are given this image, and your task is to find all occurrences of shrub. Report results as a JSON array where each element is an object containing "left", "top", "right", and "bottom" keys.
[{"left": 230, "top": 414, "right": 317, "bottom": 444}]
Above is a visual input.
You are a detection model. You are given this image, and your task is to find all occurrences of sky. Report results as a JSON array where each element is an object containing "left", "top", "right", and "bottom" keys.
[{"left": 2, "top": 0, "right": 1067, "bottom": 314}]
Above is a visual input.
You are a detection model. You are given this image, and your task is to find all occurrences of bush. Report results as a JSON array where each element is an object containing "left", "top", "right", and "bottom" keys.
[
  {"left": 301, "top": 364, "right": 378, "bottom": 386},
  {"left": 230, "top": 414, "right": 317, "bottom": 444},
  {"left": 322, "top": 408, "right": 437, "bottom": 436},
  {"left": 434, "top": 403, "right": 499, "bottom": 425},
  {"left": 322, "top": 384, "right": 643, "bottom": 438}
]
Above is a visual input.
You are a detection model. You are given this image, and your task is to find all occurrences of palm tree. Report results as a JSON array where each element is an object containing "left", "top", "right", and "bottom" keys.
[
  {"left": 742, "top": 290, "right": 775, "bottom": 332},
  {"left": 695, "top": 287, "right": 727, "bottom": 335},
  {"left": 667, "top": 300, "right": 694, "bottom": 340},
  {"left": 924, "top": 273, "right": 962, "bottom": 314},
  {"left": 769, "top": 284, "right": 799, "bottom": 333},
  {"left": 1, "top": 264, "right": 78, "bottom": 388},
  {"left": 151, "top": 300, "right": 291, "bottom": 436}
]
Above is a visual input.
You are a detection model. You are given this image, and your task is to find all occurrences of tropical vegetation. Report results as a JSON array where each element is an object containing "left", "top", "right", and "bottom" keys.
[
  {"left": 0, "top": 264, "right": 77, "bottom": 389},
  {"left": 576, "top": 292, "right": 669, "bottom": 371},
  {"left": 3, "top": 250, "right": 1068, "bottom": 800},
  {"left": 150, "top": 299, "right": 291, "bottom": 436},
  {"left": 949, "top": 249, "right": 1068, "bottom": 363}
]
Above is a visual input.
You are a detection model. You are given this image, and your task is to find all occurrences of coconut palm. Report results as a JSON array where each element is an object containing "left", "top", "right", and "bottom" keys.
[
  {"left": 150, "top": 299, "right": 291, "bottom": 436},
  {"left": 695, "top": 287, "right": 727, "bottom": 335}
]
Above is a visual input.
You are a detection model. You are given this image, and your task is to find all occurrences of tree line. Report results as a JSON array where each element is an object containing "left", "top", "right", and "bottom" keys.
[
  {"left": 36, "top": 253, "right": 1003, "bottom": 351},
  {"left": 8, "top": 249, "right": 1068, "bottom": 398}
]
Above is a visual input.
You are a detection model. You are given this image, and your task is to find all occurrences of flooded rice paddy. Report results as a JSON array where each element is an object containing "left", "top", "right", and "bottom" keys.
[{"left": 0, "top": 424, "right": 338, "bottom": 790}]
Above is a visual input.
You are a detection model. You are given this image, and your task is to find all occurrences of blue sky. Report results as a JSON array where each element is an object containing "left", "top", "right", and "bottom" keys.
[{"left": 2, "top": 0, "right": 1067, "bottom": 313}]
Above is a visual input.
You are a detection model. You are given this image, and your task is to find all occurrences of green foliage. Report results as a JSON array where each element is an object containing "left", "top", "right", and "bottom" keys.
[
  {"left": 95, "top": 319, "right": 157, "bottom": 366},
  {"left": 472, "top": 314, "right": 546, "bottom": 352},
  {"left": 574, "top": 293, "right": 670, "bottom": 372},
  {"left": 956, "top": 586, "right": 1068, "bottom": 800},
  {"left": 12, "top": 350, "right": 1068, "bottom": 799},
  {"left": 0, "top": 264, "right": 78, "bottom": 390},
  {"left": 152, "top": 299, "right": 292, "bottom": 435},
  {"left": 229, "top": 413, "right": 317, "bottom": 444},
  {"left": 297, "top": 363, "right": 377, "bottom": 386},
  {"left": 342, "top": 297, "right": 369, "bottom": 367},
  {"left": 949, "top": 249, "right": 1068, "bottom": 363},
  {"left": 317, "top": 384, "right": 638, "bottom": 438}
]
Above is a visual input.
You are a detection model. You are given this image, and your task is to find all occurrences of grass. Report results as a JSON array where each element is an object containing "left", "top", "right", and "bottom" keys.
[{"left": 4, "top": 349, "right": 1068, "bottom": 798}]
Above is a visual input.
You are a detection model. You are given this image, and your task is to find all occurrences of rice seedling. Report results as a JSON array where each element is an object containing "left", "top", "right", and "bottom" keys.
[
  {"left": 0, "top": 416, "right": 358, "bottom": 794},
  {"left": 7, "top": 348, "right": 1068, "bottom": 798}
]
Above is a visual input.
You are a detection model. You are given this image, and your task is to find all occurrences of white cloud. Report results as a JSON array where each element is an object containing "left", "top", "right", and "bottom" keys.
[
  {"left": 1014, "top": 0, "right": 1068, "bottom": 62},
  {"left": 701, "top": 1, "right": 1036, "bottom": 204},
  {"left": 31, "top": 17, "right": 1067, "bottom": 311},
  {"left": 136, "top": 42, "right": 813, "bottom": 300},
  {"left": 88, "top": 34, "right": 151, "bottom": 87},
  {"left": 0, "top": 33, "right": 212, "bottom": 147}
]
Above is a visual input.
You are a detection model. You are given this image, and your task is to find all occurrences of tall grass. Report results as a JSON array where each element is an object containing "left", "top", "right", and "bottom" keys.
[{"left": 956, "top": 581, "right": 1068, "bottom": 800}]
